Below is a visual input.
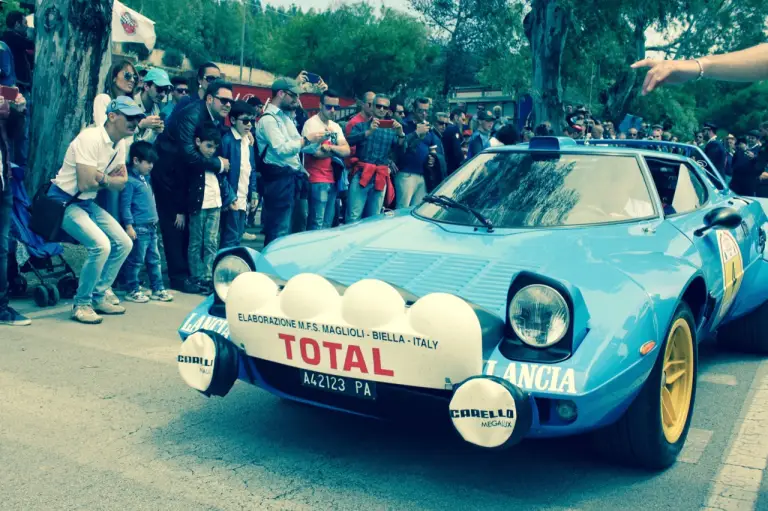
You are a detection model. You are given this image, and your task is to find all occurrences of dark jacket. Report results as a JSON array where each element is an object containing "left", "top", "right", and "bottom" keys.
[
  {"left": 731, "top": 147, "right": 768, "bottom": 196},
  {"left": 0, "top": 109, "right": 23, "bottom": 191},
  {"left": 399, "top": 118, "right": 446, "bottom": 177},
  {"left": 154, "top": 99, "right": 226, "bottom": 214},
  {"left": 441, "top": 124, "right": 464, "bottom": 175},
  {"left": 704, "top": 138, "right": 728, "bottom": 175},
  {"left": 220, "top": 129, "right": 257, "bottom": 202},
  {"left": 1, "top": 31, "right": 33, "bottom": 88}
]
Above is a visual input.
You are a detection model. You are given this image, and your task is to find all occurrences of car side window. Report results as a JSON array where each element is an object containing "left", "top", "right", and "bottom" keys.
[{"left": 646, "top": 158, "right": 709, "bottom": 215}]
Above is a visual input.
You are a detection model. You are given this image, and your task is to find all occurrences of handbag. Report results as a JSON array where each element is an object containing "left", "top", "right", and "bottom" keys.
[
  {"left": 30, "top": 151, "right": 119, "bottom": 241},
  {"left": 29, "top": 183, "right": 81, "bottom": 241}
]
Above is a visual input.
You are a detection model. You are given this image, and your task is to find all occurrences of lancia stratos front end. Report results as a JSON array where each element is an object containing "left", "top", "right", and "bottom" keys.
[{"left": 177, "top": 139, "right": 706, "bottom": 466}]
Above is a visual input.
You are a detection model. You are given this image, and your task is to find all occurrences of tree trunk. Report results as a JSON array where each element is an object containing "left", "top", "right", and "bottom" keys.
[
  {"left": 27, "top": 0, "right": 114, "bottom": 193},
  {"left": 528, "top": 0, "right": 569, "bottom": 131}
]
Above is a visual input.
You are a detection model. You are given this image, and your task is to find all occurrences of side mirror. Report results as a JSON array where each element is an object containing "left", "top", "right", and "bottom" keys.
[{"left": 694, "top": 207, "right": 742, "bottom": 237}]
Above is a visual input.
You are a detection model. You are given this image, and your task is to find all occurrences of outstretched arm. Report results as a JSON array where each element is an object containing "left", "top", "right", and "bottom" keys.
[{"left": 632, "top": 43, "right": 768, "bottom": 95}]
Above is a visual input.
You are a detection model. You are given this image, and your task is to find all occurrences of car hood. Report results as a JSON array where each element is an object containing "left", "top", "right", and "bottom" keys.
[{"left": 258, "top": 211, "right": 695, "bottom": 318}]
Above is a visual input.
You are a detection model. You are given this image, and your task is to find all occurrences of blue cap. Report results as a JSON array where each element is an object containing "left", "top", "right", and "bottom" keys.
[
  {"left": 143, "top": 68, "right": 172, "bottom": 87},
  {"left": 106, "top": 96, "right": 146, "bottom": 118}
]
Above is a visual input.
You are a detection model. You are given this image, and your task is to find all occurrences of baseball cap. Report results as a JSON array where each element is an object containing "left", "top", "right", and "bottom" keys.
[
  {"left": 272, "top": 77, "right": 302, "bottom": 96},
  {"left": 106, "top": 96, "right": 146, "bottom": 118},
  {"left": 143, "top": 68, "right": 172, "bottom": 87},
  {"left": 748, "top": 129, "right": 761, "bottom": 137},
  {"left": 703, "top": 122, "right": 718, "bottom": 131},
  {"left": 476, "top": 110, "right": 494, "bottom": 121}
]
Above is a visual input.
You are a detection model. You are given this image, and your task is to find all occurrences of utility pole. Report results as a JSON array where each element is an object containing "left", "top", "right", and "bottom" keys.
[{"left": 239, "top": 0, "right": 246, "bottom": 82}]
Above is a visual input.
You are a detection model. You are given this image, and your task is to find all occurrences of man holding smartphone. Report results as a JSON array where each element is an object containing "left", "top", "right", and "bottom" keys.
[
  {"left": 255, "top": 77, "right": 327, "bottom": 246},
  {"left": 396, "top": 97, "right": 446, "bottom": 208},
  {"left": 302, "top": 89, "right": 350, "bottom": 230}
]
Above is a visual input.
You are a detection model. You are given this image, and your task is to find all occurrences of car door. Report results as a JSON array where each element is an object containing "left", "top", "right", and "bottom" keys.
[{"left": 647, "top": 156, "right": 756, "bottom": 325}]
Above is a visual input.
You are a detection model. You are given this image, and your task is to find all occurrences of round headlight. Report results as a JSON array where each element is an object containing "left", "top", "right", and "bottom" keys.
[
  {"left": 213, "top": 255, "right": 251, "bottom": 302},
  {"left": 508, "top": 284, "right": 570, "bottom": 348}
]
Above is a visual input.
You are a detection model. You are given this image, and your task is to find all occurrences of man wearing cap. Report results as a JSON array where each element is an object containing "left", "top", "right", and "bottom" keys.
[
  {"left": 702, "top": 122, "right": 727, "bottom": 174},
  {"left": 255, "top": 77, "right": 327, "bottom": 246},
  {"left": 46, "top": 97, "right": 142, "bottom": 324},
  {"left": 651, "top": 124, "right": 663, "bottom": 141},
  {"left": 133, "top": 68, "right": 171, "bottom": 144},
  {"left": 153, "top": 80, "right": 233, "bottom": 292},
  {"left": 467, "top": 110, "right": 494, "bottom": 159}
]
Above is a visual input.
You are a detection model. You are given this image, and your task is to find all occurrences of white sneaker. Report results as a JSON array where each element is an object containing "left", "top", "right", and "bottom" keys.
[
  {"left": 124, "top": 290, "right": 150, "bottom": 303},
  {"left": 151, "top": 289, "right": 174, "bottom": 302},
  {"left": 104, "top": 288, "right": 120, "bottom": 305},
  {"left": 242, "top": 232, "right": 257, "bottom": 241}
]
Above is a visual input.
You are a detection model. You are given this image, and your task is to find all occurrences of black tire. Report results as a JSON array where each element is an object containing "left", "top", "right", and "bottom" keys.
[
  {"left": 717, "top": 300, "right": 768, "bottom": 354},
  {"left": 45, "top": 283, "right": 60, "bottom": 306},
  {"left": 33, "top": 285, "right": 50, "bottom": 308},
  {"left": 10, "top": 275, "right": 27, "bottom": 297},
  {"left": 57, "top": 276, "right": 78, "bottom": 299},
  {"left": 592, "top": 302, "right": 697, "bottom": 470}
]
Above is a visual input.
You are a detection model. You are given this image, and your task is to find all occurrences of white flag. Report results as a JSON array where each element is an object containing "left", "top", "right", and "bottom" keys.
[
  {"left": 112, "top": 1, "right": 157, "bottom": 50},
  {"left": 27, "top": 2, "right": 157, "bottom": 51}
]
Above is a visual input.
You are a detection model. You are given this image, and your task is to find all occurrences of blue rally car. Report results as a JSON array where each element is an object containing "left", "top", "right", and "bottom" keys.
[{"left": 177, "top": 137, "right": 768, "bottom": 470}]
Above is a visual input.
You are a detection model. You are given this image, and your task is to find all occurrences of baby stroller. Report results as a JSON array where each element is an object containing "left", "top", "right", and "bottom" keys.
[{"left": 8, "top": 164, "right": 78, "bottom": 307}]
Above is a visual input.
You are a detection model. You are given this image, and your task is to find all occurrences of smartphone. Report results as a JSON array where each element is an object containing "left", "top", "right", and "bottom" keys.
[
  {"left": 305, "top": 72, "right": 321, "bottom": 84},
  {"left": 378, "top": 119, "right": 394, "bottom": 129},
  {"left": 0, "top": 86, "right": 18, "bottom": 102}
]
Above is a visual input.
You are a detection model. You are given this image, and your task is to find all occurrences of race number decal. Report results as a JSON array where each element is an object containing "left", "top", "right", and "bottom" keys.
[{"left": 717, "top": 230, "right": 744, "bottom": 320}]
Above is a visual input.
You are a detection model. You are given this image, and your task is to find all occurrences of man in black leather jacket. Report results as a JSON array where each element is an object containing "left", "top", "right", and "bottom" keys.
[{"left": 152, "top": 81, "right": 232, "bottom": 292}]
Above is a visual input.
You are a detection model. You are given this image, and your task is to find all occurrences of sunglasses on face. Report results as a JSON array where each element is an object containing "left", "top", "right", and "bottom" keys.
[
  {"left": 416, "top": 108, "right": 430, "bottom": 113},
  {"left": 175, "top": 87, "right": 189, "bottom": 95},
  {"left": 156, "top": 86, "right": 172, "bottom": 94},
  {"left": 203, "top": 75, "right": 219, "bottom": 82},
  {"left": 395, "top": 110, "right": 404, "bottom": 115},
  {"left": 122, "top": 71, "right": 137, "bottom": 82},
  {"left": 215, "top": 96, "right": 233, "bottom": 106},
  {"left": 237, "top": 117, "right": 255, "bottom": 125},
  {"left": 323, "top": 104, "right": 339, "bottom": 111},
  {"left": 436, "top": 121, "right": 448, "bottom": 126},
  {"left": 374, "top": 104, "right": 389, "bottom": 110},
  {"left": 125, "top": 114, "right": 144, "bottom": 123},
  {"left": 629, "top": 132, "right": 638, "bottom": 137}
]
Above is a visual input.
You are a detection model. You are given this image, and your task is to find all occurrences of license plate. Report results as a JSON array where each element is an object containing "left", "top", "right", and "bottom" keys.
[{"left": 300, "top": 369, "right": 377, "bottom": 400}]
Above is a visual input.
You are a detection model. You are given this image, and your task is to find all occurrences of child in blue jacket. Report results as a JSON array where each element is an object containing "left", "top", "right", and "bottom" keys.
[{"left": 219, "top": 101, "right": 258, "bottom": 248}]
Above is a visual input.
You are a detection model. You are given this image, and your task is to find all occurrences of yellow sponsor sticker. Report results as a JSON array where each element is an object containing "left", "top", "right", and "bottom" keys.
[{"left": 717, "top": 230, "right": 744, "bottom": 320}]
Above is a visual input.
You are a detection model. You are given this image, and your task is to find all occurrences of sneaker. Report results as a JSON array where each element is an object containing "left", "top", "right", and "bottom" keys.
[
  {"left": 242, "top": 232, "right": 257, "bottom": 241},
  {"left": 104, "top": 288, "right": 120, "bottom": 305},
  {"left": 182, "top": 278, "right": 202, "bottom": 294},
  {"left": 124, "top": 290, "right": 150, "bottom": 303},
  {"left": 151, "top": 289, "right": 174, "bottom": 302},
  {"left": 139, "top": 285, "right": 151, "bottom": 294},
  {"left": 93, "top": 300, "right": 126, "bottom": 315},
  {"left": 72, "top": 304, "right": 103, "bottom": 324},
  {"left": 198, "top": 280, "right": 213, "bottom": 295},
  {"left": 0, "top": 306, "right": 32, "bottom": 326}
]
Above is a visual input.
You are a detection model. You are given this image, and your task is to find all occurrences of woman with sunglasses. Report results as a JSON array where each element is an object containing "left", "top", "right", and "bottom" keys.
[{"left": 93, "top": 60, "right": 139, "bottom": 127}]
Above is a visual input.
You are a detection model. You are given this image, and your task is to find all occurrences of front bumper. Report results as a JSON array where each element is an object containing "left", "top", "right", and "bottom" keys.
[{"left": 178, "top": 295, "right": 653, "bottom": 439}]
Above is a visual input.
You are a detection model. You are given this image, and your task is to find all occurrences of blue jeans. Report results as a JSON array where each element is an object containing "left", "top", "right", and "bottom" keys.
[
  {"left": 308, "top": 182, "right": 338, "bottom": 230},
  {"left": 60, "top": 200, "right": 133, "bottom": 306},
  {"left": 395, "top": 172, "right": 427, "bottom": 209},
  {"left": 262, "top": 173, "right": 300, "bottom": 246},
  {"left": 220, "top": 209, "right": 246, "bottom": 249},
  {"left": 123, "top": 224, "right": 165, "bottom": 293},
  {"left": 188, "top": 208, "right": 220, "bottom": 282},
  {"left": 345, "top": 173, "right": 385, "bottom": 223},
  {"left": 0, "top": 184, "right": 11, "bottom": 310}
]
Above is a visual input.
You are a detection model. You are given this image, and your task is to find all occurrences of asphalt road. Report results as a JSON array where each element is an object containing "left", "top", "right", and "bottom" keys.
[{"left": 2, "top": 290, "right": 768, "bottom": 511}]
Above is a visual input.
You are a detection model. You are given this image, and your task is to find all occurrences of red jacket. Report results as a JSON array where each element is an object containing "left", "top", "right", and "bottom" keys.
[{"left": 353, "top": 161, "right": 395, "bottom": 207}]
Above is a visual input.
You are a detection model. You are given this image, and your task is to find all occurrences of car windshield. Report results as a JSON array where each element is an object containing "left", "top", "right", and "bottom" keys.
[{"left": 414, "top": 151, "right": 657, "bottom": 228}]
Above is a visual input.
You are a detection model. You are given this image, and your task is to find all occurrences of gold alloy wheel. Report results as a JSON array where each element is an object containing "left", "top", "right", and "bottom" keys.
[{"left": 660, "top": 318, "right": 695, "bottom": 444}]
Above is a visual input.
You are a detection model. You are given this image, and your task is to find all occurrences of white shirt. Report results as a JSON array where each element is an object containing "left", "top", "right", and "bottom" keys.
[
  {"left": 92, "top": 93, "right": 131, "bottom": 163},
  {"left": 202, "top": 171, "right": 222, "bottom": 210},
  {"left": 52, "top": 125, "right": 126, "bottom": 200},
  {"left": 231, "top": 127, "right": 252, "bottom": 211}
]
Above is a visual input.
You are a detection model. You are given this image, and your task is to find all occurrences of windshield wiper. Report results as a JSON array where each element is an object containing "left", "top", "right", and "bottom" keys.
[{"left": 423, "top": 194, "right": 495, "bottom": 232}]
